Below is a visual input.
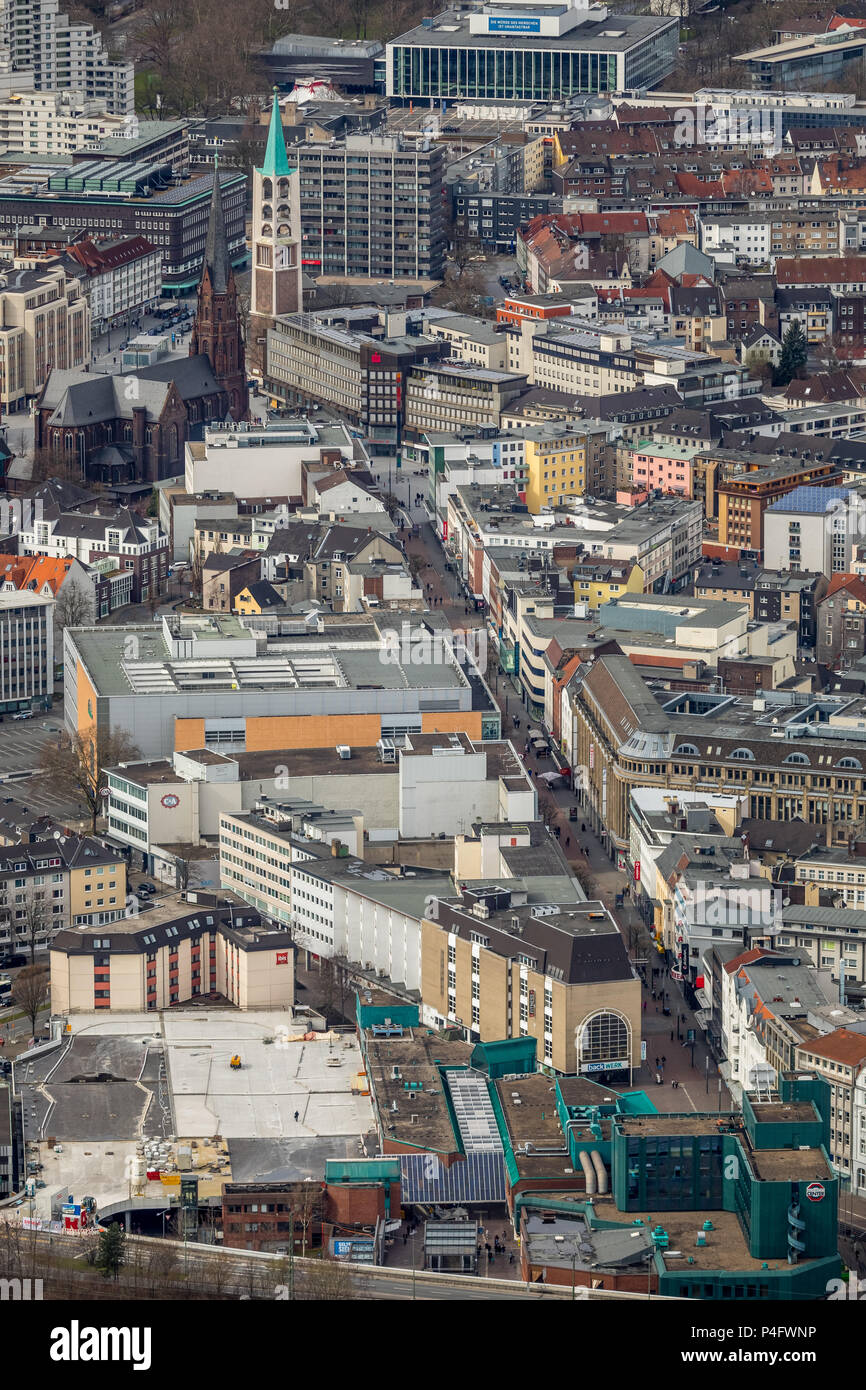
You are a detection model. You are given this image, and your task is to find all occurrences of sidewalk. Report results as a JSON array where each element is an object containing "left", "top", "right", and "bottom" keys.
[
  {"left": 385, "top": 1218, "right": 522, "bottom": 1280},
  {"left": 394, "top": 518, "right": 732, "bottom": 1112}
]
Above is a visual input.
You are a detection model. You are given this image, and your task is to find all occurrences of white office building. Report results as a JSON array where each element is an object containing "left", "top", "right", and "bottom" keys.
[{"left": 0, "top": 589, "right": 53, "bottom": 714}]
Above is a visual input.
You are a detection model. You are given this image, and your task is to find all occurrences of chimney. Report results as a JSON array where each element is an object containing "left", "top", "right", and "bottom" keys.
[{"left": 331, "top": 839, "right": 343, "bottom": 857}]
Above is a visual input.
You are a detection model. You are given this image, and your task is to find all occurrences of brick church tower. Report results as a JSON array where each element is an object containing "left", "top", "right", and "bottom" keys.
[{"left": 190, "top": 158, "right": 248, "bottom": 421}]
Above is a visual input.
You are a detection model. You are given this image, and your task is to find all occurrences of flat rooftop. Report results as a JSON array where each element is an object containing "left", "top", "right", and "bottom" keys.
[
  {"left": 495, "top": 1074, "right": 582, "bottom": 1177},
  {"left": 616, "top": 1114, "right": 731, "bottom": 1136},
  {"left": 750, "top": 1100, "right": 817, "bottom": 1123},
  {"left": 557, "top": 1076, "right": 619, "bottom": 1108},
  {"left": 392, "top": 9, "right": 676, "bottom": 53},
  {"left": 590, "top": 1201, "right": 802, "bottom": 1273},
  {"left": 749, "top": 1147, "right": 831, "bottom": 1181},
  {"left": 69, "top": 621, "right": 474, "bottom": 697},
  {"left": 365, "top": 1030, "right": 473, "bottom": 1152},
  {"left": 45, "top": 1011, "right": 374, "bottom": 1143}
]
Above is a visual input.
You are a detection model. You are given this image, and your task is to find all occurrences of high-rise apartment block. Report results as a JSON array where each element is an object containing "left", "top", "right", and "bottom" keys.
[
  {"left": 297, "top": 134, "right": 446, "bottom": 281},
  {"left": 0, "top": 0, "right": 133, "bottom": 114}
]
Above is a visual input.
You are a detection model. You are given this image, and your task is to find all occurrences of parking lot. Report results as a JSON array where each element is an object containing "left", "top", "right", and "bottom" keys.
[{"left": 0, "top": 715, "right": 89, "bottom": 825}]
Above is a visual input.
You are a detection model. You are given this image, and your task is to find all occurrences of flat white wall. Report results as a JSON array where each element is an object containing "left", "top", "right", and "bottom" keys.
[{"left": 399, "top": 747, "right": 498, "bottom": 837}]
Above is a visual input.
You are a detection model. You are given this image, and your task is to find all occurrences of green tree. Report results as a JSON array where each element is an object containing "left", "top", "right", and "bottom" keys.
[
  {"left": 97, "top": 1222, "right": 126, "bottom": 1281},
  {"left": 774, "top": 320, "right": 808, "bottom": 387}
]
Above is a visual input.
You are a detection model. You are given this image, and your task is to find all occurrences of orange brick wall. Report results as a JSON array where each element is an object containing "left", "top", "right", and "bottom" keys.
[
  {"left": 174, "top": 717, "right": 206, "bottom": 752},
  {"left": 246, "top": 714, "right": 383, "bottom": 751},
  {"left": 174, "top": 711, "right": 484, "bottom": 754}
]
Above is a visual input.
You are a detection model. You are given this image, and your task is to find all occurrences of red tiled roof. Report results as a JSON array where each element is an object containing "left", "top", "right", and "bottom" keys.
[
  {"left": 823, "top": 572, "right": 866, "bottom": 603},
  {"left": 723, "top": 946, "right": 775, "bottom": 975},
  {"left": 776, "top": 254, "right": 866, "bottom": 285},
  {"left": 800, "top": 1027, "right": 866, "bottom": 1066}
]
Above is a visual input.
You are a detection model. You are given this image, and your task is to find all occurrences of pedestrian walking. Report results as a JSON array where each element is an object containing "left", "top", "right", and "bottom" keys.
[
  {"left": 655, "top": 1071, "right": 662, "bottom": 1085},
  {"left": 662, "top": 1055, "right": 666, "bottom": 1067},
  {"left": 293, "top": 1110, "right": 299, "bottom": 1122},
  {"left": 655, "top": 1056, "right": 659, "bottom": 1069},
  {"left": 565, "top": 834, "right": 570, "bottom": 847}
]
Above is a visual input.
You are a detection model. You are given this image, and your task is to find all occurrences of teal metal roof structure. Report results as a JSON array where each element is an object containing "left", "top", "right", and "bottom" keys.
[{"left": 259, "top": 91, "right": 293, "bottom": 178}]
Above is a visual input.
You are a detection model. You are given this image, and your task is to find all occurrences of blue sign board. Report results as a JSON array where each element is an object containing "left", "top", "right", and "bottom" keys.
[{"left": 488, "top": 15, "right": 541, "bottom": 31}]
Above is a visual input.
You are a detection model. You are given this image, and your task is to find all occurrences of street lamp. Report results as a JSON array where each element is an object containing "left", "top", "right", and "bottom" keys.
[{"left": 410, "top": 1227, "right": 417, "bottom": 1301}]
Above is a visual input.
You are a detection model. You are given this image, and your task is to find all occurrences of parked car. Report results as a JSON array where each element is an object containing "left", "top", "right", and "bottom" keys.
[
  {"left": 11, "top": 710, "right": 33, "bottom": 720},
  {"left": 138, "top": 882, "right": 157, "bottom": 895}
]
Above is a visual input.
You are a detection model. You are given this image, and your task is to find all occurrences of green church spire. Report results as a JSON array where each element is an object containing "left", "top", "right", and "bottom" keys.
[{"left": 260, "top": 89, "right": 291, "bottom": 178}]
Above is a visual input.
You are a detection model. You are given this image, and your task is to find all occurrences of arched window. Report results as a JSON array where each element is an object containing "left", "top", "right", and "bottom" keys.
[
  {"left": 577, "top": 1010, "right": 630, "bottom": 1072},
  {"left": 145, "top": 426, "right": 153, "bottom": 445},
  {"left": 277, "top": 204, "right": 290, "bottom": 217},
  {"left": 261, "top": 204, "right": 272, "bottom": 219},
  {"left": 278, "top": 179, "right": 289, "bottom": 198},
  {"left": 277, "top": 224, "right": 290, "bottom": 237},
  {"left": 169, "top": 424, "right": 179, "bottom": 460},
  {"left": 784, "top": 752, "right": 810, "bottom": 765},
  {"left": 261, "top": 225, "right": 273, "bottom": 238},
  {"left": 123, "top": 422, "right": 132, "bottom": 442},
  {"left": 838, "top": 757, "right": 862, "bottom": 770},
  {"left": 675, "top": 743, "right": 699, "bottom": 757},
  {"left": 64, "top": 431, "right": 74, "bottom": 453},
  {"left": 262, "top": 178, "right": 272, "bottom": 200},
  {"left": 730, "top": 747, "right": 755, "bottom": 761}
]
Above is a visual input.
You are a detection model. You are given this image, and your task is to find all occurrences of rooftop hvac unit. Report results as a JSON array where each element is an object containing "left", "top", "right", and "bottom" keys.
[
  {"left": 377, "top": 738, "right": 397, "bottom": 763},
  {"left": 336, "top": 745, "right": 351, "bottom": 759}
]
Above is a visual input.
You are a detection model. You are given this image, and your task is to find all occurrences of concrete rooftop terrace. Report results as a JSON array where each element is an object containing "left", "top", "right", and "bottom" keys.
[
  {"left": 54, "top": 1012, "right": 374, "bottom": 1142},
  {"left": 589, "top": 1201, "right": 800, "bottom": 1274}
]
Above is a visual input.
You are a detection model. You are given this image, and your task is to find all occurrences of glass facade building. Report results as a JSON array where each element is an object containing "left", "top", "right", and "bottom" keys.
[{"left": 386, "top": 16, "right": 678, "bottom": 101}]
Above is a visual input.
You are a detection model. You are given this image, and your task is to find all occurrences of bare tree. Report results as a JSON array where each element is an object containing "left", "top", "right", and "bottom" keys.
[
  {"left": 432, "top": 265, "right": 486, "bottom": 316},
  {"left": 16, "top": 895, "right": 49, "bottom": 965},
  {"left": 54, "top": 582, "right": 94, "bottom": 634},
  {"left": 38, "top": 727, "right": 141, "bottom": 833},
  {"left": 11, "top": 964, "right": 49, "bottom": 1033},
  {"left": 298, "top": 1253, "right": 358, "bottom": 1300},
  {"left": 451, "top": 237, "right": 485, "bottom": 276},
  {"left": 744, "top": 349, "right": 774, "bottom": 384}
]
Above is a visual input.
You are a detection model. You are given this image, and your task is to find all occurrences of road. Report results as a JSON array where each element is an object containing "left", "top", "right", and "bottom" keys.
[{"left": 6, "top": 1227, "right": 658, "bottom": 1300}]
